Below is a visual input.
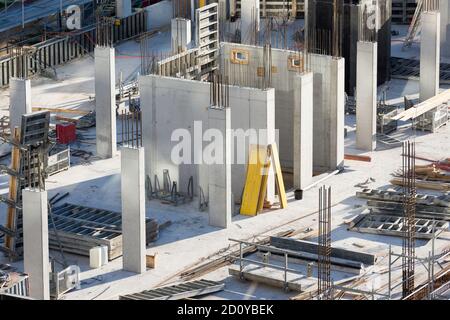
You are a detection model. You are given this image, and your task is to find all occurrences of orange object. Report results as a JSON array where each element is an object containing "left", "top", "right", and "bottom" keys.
[{"left": 344, "top": 154, "right": 372, "bottom": 162}]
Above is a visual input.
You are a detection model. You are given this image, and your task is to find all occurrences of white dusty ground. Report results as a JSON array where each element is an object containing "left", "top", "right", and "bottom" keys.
[{"left": 0, "top": 21, "right": 449, "bottom": 300}]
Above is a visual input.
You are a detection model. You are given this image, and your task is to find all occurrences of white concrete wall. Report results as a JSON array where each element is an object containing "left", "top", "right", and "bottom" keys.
[
  {"left": 310, "top": 54, "right": 345, "bottom": 171},
  {"left": 220, "top": 43, "right": 345, "bottom": 173},
  {"left": 9, "top": 78, "right": 31, "bottom": 132},
  {"left": 241, "top": 0, "right": 260, "bottom": 44},
  {"left": 356, "top": 41, "right": 378, "bottom": 151},
  {"left": 208, "top": 107, "right": 232, "bottom": 228},
  {"left": 440, "top": 0, "right": 450, "bottom": 57},
  {"left": 23, "top": 189, "right": 50, "bottom": 300},
  {"left": 293, "top": 72, "right": 313, "bottom": 190},
  {"left": 95, "top": 46, "right": 117, "bottom": 159},
  {"left": 145, "top": 0, "right": 173, "bottom": 30},
  {"left": 116, "top": 0, "right": 132, "bottom": 18},
  {"left": 420, "top": 11, "right": 440, "bottom": 102},
  {"left": 139, "top": 75, "right": 275, "bottom": 207},
  {"left": 171, "top": 18, "right": 192, "bottom": 53},
  {"left": 121, "top": 147, "right": 146, "bottom": 274},
  {"left": 220, "top": 43, "right": 299, "bottom": 169}
]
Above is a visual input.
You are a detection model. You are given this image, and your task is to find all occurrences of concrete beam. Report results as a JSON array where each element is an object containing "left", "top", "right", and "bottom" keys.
[
  {"left": 356, "top": 41, "right": 378, "bottom": 151},
  {"left": 121, "top": 146, "right": 146, "bottom": 274},
  {"left": 116, "top": 0, "right": 132, "bottom": 18},
  {"left": 208, "top": 107, "right": 232, "bottom": 228},
  {"left": 421, "top": 11, "right": 441, "bottom": 102},
  {"left": 293, "top": 72, "right": 313, "bottom": 190},
  {"left": 9, "top": 78, "right": 31, "bottom": 132},
  {"left": 95, "top": 46, "right": 117, "bottom": 159},
  {"left": 23, "top": 189, "right": 50, "bottom": 300}
]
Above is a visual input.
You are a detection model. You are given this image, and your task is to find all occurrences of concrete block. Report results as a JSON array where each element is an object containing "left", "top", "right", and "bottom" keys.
[
  {"left": 9, "top": 78, "right": 31, "bottom": 132},
  {"left": 356, "top": 41, "right": 378, "bottom": 151},
  {"left": 116, "top": 0, "right": 132, "bottom": 18},
  {"left": 208, "top": 107, "right": 232, "bottom": 228},
  {"left": 23, "top": 189, "right": 50, "bottom": 300},
  {"left": 121, "top": 147, "right": 146, "bottom": 273},
  {"left": 95, "top": 46, "right": 117, "bottom": 158},
  {"left": 293, "top": 72, "right": 313, "bottom": 190},
  {"left": 171, "top": 18, "right": 192, "bottom": 53},
  {"left": 421, "top": 11, "right": 441, "bottom": 102}
]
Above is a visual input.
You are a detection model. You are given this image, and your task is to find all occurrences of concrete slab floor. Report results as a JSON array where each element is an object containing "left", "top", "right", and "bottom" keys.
[{"left": 0, "top": 22, "right": 448, "bottom": 300}]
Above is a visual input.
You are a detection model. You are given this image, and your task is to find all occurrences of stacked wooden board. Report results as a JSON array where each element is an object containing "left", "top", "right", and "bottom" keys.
[{"left": 49, "top": 203, "right": 159, "bottom": 260}]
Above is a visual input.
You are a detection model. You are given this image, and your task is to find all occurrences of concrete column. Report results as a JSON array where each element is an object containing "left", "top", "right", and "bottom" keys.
[
  {"left": 208, "top": 107, "right": 232, "bottom": 228},
  {"left": 171, "top": 18, "right": 192, "bottom": 53},
  {"left": 293, "top": 72, "right": 313, "bottom": 190},
  {"left": 9, "top": 78, "right": 31, "bottom": 132},
  {"left": 241, "top": 0, "right": 260, "bottom": 44},
  {"left": 121, "top": 146, "right": 146, "bottom": 273},
  {"left": 421, "top": 11, "right": 441, "bottom": 102},
  {"left": 356, "top": 41, "right": 378, "bottom": 151},
  {"left": 329, "top": 57, "right": 345, "bottom": 169},
  {"left": 95, "top": 46, "right": 117, "bottom": 158},
  {"left": 116, "top": 0, "right": 132, "bottom": 18},
  {"left": 23, "top": 189, "right": 50, "bottom": 300},
  {"left": 440, "top": 0, "right": 450, "bottom": 57}
]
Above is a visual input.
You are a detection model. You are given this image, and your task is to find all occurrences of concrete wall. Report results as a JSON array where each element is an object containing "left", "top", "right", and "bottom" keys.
[
  {"left": 293, "top": 72, "right": 313, "bottom": 190},
  {"left": 145, "top": 0, "right": 173, "bottom": 30},
  {"left": 309, "top": 54, "right": 345, "bottom": 171},
  {"left": 23, "top": 189, "right": 50, "bottom": 300},
  {"left": 9, "top": 78, "right": 31, "bottom": 132},
  {"left": 220, "top": 43, "right": 299, "bottom": 169},
  {"left": 356, "top": 41, "right": 378, "bottom": 151},
  {"left": 139, "top": 75, "right": 275, "bottom": 205},
  {"left": 95, "top": 46, "right": 117, "bottom": 159},
  {"left": 220, "top": 43, "right": 345, "bottom": 172},
  {"left": 440, "top": 0, "right": 450, "bottom": 58},
  {"left": 420, "top": 11, "right": 440, "bottom": 102}
]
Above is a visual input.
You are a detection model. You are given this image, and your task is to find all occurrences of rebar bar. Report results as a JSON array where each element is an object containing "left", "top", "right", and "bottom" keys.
[
  {"left": 402, "top": 140, "right": 416, "bottom": 297},
  {"left": 318, "top": 185, "right": 332, "bottom": 300}
]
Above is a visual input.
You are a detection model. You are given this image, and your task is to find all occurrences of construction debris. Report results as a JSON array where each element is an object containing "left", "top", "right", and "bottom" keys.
[{"left": 119, "top": 279, "right": 224, "bottom": 300}]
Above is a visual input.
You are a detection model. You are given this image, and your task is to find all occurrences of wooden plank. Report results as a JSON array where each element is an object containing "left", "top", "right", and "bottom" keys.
[
  {"left": 392, "top": 88, "right": 450, "bottom": 121},
  {"left": 344, "top": 154, "right": 372, "bottom": 162},
  {"left": 240, "top": 145, "right": 269, "bottom": 216},
  {"left": 5, "top": 128, "right": 20, "bottom": 251},
  {"left": 269, "top": 143, "right": 287, "bottom": 208}
]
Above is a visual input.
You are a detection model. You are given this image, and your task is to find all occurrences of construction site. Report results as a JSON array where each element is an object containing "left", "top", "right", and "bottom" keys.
[{"left": 0, "top": 0, "right": 448, "bottom": 303}]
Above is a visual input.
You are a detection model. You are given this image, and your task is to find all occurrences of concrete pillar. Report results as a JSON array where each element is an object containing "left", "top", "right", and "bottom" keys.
[
  {"left": 241, "top": 0, "right": 260, "bottom": 44},
  {"left": 356, "top": 41, "right": 378, "bottom": 151},
  {"left": 208, "top": 107, "right": 232, "bottom": 228},
  {"left": 293, "top": 72, "right": 313, "bottom": 190},
  {"left": 440, "top": 0, "right": 450, "bottom": 57},
  {"left": 171, "top": 18, "right": 192, "bottom": 53},
  {"left": 330, "top": 57, "right": 345, "bottom": 169},
  {"left": 23, "top": 189, "right": 50, "bottom": 300},
  {"left": 9, "top": 78, "right": 32, "bottom": 132},
  {"left": 421, "top": 11, "right": 441, "bottom": 102},
  {"left": 95, "top": 46, "right": 117, "bottom": 158},
  {"left": 121, "top": 146, "right": 146, "bottom": 273},
  {"left": 116, "top": 0, "right": 132, "bottom": 18}
]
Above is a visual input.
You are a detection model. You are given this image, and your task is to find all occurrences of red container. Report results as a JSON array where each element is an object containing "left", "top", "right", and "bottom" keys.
[{"left": 56, "top": 123, "right": 76, "bottom": 144}]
